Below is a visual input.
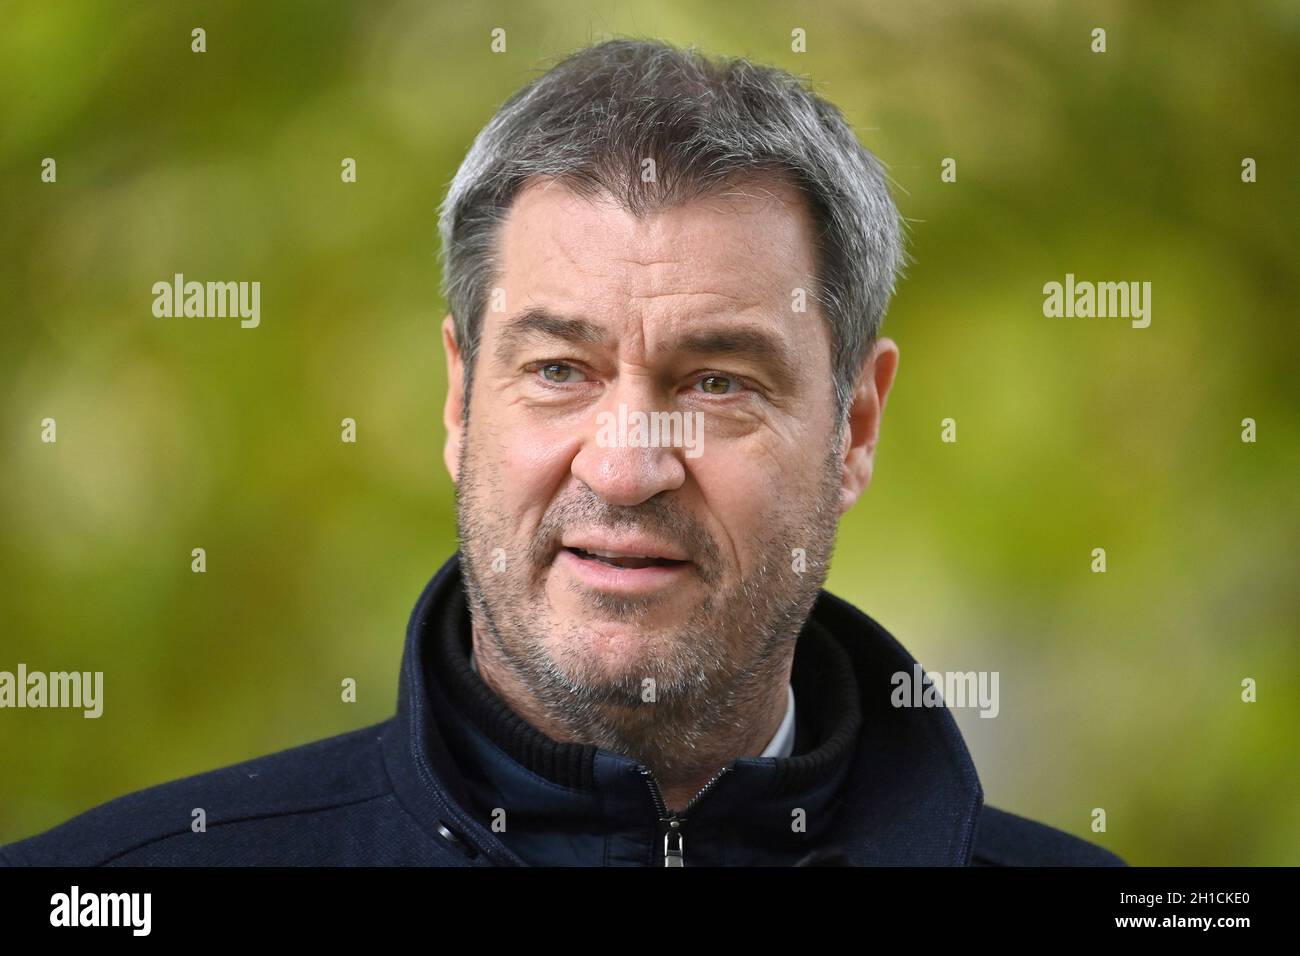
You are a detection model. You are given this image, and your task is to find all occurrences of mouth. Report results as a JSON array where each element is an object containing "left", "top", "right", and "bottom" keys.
[
  {"left": 561, "top": 546, "right": 689, "bottom": 570},
  {"left": 553, "top": 544, "right": 693, "bottom": 594}
]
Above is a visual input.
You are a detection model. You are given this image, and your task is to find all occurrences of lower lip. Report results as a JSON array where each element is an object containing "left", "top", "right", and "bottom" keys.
[{"left": 554, "top": 548, "right": 693, "bottom": 593}]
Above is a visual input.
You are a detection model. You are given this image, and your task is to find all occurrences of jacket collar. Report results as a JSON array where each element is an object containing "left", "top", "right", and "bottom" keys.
[{"left": 382, "top": 553, "right": 983, "bottom": 866}]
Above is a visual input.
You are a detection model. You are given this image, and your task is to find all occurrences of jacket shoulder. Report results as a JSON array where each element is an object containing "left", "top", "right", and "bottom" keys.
[
  {"left": 971, "top": 804, "right": 1126, "bottom": 866},
  {"left": 0, "top": 721, "right": 399, "bottom": 866}
]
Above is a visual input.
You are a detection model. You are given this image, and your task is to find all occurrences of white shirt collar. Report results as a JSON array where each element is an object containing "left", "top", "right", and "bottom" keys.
[{"left": 759, "top": 681, "right": 797, "bottom": 758}]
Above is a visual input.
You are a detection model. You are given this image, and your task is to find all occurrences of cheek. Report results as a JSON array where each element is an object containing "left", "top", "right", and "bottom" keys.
[
  {"left": 690, "top": 452, "right": 783, "bottom": 543},
  {"left": 485, "top": 416, "right": 580, "bottom": 507}
]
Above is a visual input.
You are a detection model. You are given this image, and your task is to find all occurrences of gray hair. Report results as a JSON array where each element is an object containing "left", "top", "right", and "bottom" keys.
[{"left": 437, "top": 38, "right": 904, "bottom": 424}]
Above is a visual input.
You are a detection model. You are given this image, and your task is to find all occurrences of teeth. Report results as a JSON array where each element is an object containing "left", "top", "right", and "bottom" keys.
[{"left": 586, "top": 548, "right": 655, "bottom": 560}]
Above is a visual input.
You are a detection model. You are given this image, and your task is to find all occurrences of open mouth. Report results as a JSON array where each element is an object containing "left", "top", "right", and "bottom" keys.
[{"left": 563, "top": 547, "right": 689, "bottom": 570}]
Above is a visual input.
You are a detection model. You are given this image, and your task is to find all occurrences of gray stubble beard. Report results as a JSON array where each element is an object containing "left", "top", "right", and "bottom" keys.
[{"left": 455, "top": 430, "right": 844, "bottom": 788}]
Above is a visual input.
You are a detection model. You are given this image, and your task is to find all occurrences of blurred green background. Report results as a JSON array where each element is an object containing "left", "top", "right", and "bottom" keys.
[{"left": 1, "top": 0, "right": 1297, "bottom": 865}]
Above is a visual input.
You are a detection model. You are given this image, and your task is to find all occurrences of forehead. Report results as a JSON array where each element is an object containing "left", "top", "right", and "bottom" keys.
[{"left": 487, "top": 174, "right": 823, "bottom": 343}]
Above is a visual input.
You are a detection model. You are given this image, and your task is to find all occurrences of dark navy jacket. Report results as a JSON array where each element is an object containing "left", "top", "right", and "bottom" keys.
[{"left": 1, "top": 553, "right": 1125, "bottom": 867}]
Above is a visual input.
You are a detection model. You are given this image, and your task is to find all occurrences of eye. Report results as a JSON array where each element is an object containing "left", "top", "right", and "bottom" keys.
[
  {"left": 535, "top": 362, "right": 587, "bottom": 385},
  {"left": 694, "top": 373, "right": 742, "bottom": 396}
]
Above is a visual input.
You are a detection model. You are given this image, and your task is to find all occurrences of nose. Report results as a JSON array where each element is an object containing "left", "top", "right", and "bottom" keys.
[{"left": 570, "top": 383, "right": 688, "bottom": 507}]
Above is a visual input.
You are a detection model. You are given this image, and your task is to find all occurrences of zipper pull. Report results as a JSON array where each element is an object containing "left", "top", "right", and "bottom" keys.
[{"left": 662, "top": 818, "right": 685, "bottom": 867}]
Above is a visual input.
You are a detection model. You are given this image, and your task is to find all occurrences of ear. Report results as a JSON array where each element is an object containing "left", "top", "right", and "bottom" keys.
[
  {"left": 838, "top": 337, "right": 899, "bottom": 514},
  {"left": 441, "top": 314, "right": 466, "bottom": 484}
]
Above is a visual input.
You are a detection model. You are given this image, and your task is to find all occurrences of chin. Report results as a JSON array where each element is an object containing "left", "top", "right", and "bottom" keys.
[{"left": 549, "top": 625, "right": 668, "bottom": 681}]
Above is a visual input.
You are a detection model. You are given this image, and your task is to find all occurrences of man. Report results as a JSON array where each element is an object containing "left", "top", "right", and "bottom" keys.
[{"left": 2, "top": 39, "right": 1122, "bottom": 867}]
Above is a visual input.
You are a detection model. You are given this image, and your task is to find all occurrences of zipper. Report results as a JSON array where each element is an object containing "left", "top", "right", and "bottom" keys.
[{"left": 640, "top": 765, "right": 732, "bottom": 867}]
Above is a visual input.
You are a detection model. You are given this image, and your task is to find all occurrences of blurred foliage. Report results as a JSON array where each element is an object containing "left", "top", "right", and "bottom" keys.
[{"left": 1, "top": 0, "right": 1296, "bottom": 864}]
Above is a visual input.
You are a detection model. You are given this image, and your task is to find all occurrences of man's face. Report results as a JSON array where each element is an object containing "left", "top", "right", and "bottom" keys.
[{"left": 443, "top": 175, "right": 886, "bottom": 774}]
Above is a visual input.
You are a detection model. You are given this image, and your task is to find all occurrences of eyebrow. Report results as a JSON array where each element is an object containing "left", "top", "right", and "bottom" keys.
[
  {"left": 494, "top": 308, "right": 610, "bottom": 367},
  {"left": 494, "top": 306, "right": 798, "bottom": 392},
  {"left": 659, "top": 325, "right": 797, "bottom": 392}
]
